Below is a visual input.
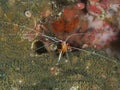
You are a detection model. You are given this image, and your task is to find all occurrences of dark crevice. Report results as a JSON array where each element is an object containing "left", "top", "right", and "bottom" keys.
[{"left": 34, "top": 41, "right": 47, "bottom": 55}]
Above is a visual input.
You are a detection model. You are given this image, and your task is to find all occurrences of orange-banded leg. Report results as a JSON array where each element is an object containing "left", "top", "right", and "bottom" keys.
[{"left": 56, "top": 42, "right": 72, "bottom": 65}]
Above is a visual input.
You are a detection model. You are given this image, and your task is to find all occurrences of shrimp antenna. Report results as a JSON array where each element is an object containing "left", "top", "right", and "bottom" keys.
[{"left": 71, "top": 46, "right": 118, "bottom": 64}]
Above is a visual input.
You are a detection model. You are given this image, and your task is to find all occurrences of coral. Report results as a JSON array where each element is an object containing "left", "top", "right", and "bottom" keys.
[
  {"left": 49, "top": 0, "right": 120, "bottom": 57},
  {"left": 51, "top": 5, "right": 83, "bottom": 33}
]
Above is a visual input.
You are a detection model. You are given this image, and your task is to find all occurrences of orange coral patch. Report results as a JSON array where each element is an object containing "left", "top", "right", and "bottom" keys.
[
  {"left": 63, "top": 7, "right": 79, "bottom": 21},
  {"left": 65, "top": 17, "right": 79, "bottom": 32},
  {"left": 51, "top": 18, "right": 65, "bottom": 33},
  {"left": 51, "top": 6, "right": 82, "bottom": 33},
  {"left": 51, "top": 17, "right": 80, "bottom": 33}
]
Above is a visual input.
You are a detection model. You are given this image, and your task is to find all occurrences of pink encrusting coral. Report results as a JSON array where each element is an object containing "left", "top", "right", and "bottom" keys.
[
  {"left": 84, "top": 15, "right": 117, "bottom": 48},
  {"left": 89, "top": 27, "right": 117, "bottom": 49},
  {"left": 86, "top": 1, "right": 120, "bottom": 45},
  {"left": 50, "top": 0, "right": 120, "bottom": 55}
]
